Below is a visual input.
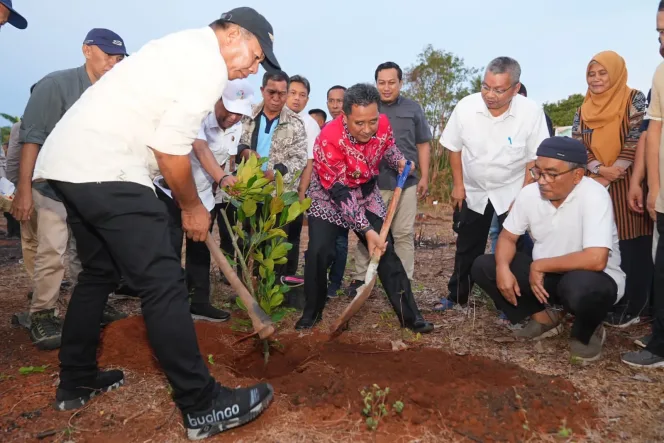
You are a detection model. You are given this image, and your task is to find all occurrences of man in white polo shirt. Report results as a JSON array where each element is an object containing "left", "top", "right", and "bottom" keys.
[
  {"left": 472, "top": 137, "right": 624, "bottom": 362},
  {"left": 437, "top": 57, "right": 549, "bottom": 311},
  {"left": 32, "top": 7, "right": 279, "bottom": 440},
  {"left": 155, "top": 79, "right": 253, "bottom": 323}
]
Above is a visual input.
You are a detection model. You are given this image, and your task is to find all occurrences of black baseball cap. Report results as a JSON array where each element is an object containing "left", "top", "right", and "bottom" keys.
[
  {"left": 218, "top": 7, "right": 280, "bottom": 73},
  {"left": 83, "top": 28, "right": 128, "bottom": 56},
  {"left": 0, "top": 0, "right": 27, "bottom": 29}
]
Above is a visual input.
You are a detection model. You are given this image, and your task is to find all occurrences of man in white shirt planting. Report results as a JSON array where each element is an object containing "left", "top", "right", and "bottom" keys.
[
  {"left": 471, "top": 137, "right": 625, "bottom": 363},
  {"left": 32, "top": 7, "right": 280, "bottom": 440},
  {"left": 155, "top": 79, "right": 254, "bottom": 323}
]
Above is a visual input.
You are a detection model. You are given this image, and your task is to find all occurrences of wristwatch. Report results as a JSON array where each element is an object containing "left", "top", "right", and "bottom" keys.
[{"left": 591, "top": 164, "right": 602, "bottom": 175}]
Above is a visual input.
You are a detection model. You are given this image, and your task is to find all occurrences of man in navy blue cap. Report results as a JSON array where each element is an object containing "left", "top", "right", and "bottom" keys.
[
  {"left": 471, "top": 137, "right": 625, "bottom": 363},
  {"left": 0, "top": 0, "right": 27, "bottom": 30},
  {"left": 29, "top": 7, "right": 279, "bottom": 441},
  {"left": 10, "top": 28, "right": 129, "bottom": 352}
]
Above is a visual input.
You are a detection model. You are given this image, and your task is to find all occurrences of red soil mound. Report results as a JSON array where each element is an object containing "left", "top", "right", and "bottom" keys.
[{"left": 98, "top": 317, "right": 596, "bottom": 441}]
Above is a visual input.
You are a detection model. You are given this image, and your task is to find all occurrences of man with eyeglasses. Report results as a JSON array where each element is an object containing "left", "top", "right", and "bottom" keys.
[
  {"left": 436, "top": 56, "right": 549, "bottom": 312},
  {"left": 0, "top": 0, "right": 27, "bottom": 30},
  {"left": 235, "top": 71, "right": 308, "bottom": 280},
  {"left": 472, "top": 137, "right": 625, "bottom": 362}
]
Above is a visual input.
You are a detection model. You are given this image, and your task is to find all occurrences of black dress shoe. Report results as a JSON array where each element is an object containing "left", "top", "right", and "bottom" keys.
[
  {"left": 295, "top": 316, "right": 321, "bottom": 330},
  {"left": 407, "top": 320, "right": 434, "bottom": 334}
]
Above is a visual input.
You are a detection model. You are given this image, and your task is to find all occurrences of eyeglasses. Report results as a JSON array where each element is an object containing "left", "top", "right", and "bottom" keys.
[
  {"left": 480, "top": 83, "right": 516, "bottom": 96},
  {"left": 529, "top": 166, "right": 578, "bottom": 183},
  {"left": 265, "top": 89, "right": 287, "bottom": 99}
]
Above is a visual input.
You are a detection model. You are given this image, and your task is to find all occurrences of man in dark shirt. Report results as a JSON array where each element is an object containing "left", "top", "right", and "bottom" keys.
[
  {"left": 11, "top": 28, "right": 128, "bottom": 350},
  {"left": 349, "top": 62, "right": 431, "bottom": 295},
  {"left": 325, "top": 85, "right": 350, "bottom": 298}
]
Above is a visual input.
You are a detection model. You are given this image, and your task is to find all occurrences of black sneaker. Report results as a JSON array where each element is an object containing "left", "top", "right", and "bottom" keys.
[
  {"left": 184, "top": 383, "right": 274, "bottom": 440},
  {"left": 346, "top": 279, "right": 364, "bottom": 298},
  {"left": 407, "top": 320, "right": 434, "bottom": 334},
  {"left": 295, "top": 315, "right": 321, "bottom": 330},
  {"left": 101, "top": 303, "right": 128, "bottom": 327},
  {"left": 621, "top": 350, "right": 664, "bottom": 368},
  {"left": 604, "top": 312, "right": 640, "bottom": 329},
  {"left": 191, "top": 303, "right": 231, "bottom": 323},
  {"left": 635, "top": 334, "right": 652, "bottom": 349},
  {"left": 29, "top": 309, "right": 62, "bottom": 350},
  {"left": 54, "top": 370, "right": 125, "bottom": 411},
  {"left": 326, "top": 281, "right": 341, "bottom": 299}
]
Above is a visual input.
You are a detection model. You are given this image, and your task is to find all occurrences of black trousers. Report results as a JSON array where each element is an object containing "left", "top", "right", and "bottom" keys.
[
  {"left": 156, "top": 188, "right": 213, "bottom": 305},
  {"left": 328, "top": 229, "right": 349, "bottom": 286},
  {"left": 302, "top": 212, "right": 424, "bottom": 326},
  {"left": 214, "top": 202, "right": 237, "bottom": 258},
  {"left": 275, "top": 213, "right": 303, "bottom": 276},
  {"left": 51, "top": 181, "right": 218, "bottom": 413},
  {"left": 449, "top": 200, "right": 509, "bottom": 304},
  {"left": 471, "top": 253, "right": 617, "bottom": 344},
  {"left": 647, "top": 213, "right": 664, "bottom": 357},
  {"left": 615, "top": 235, "right": 654, "bottom": 316}
]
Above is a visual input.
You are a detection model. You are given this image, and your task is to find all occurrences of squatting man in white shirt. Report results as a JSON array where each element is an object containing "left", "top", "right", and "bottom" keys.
[
  {"left": 31, "top": 7, "right": 279, "bottom": 440},
  {"left": 471, "top": 137, "right": 625, "bottom": 363},
  {"left": 154, "top": 79, "right": 253, "bottom": 323},
  {"left": 437, "top": 56, "right": 550, "bottom": 311}
]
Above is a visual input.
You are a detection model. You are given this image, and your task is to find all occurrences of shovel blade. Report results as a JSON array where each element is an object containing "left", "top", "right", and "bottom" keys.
[{"left": 329, "top": 260, "right": 379, "bottom": 336}]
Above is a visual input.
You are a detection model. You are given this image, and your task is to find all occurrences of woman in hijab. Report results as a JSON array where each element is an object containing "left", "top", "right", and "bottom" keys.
[{"left": 573, "top": 50, "right": 652, "bottom": 328}]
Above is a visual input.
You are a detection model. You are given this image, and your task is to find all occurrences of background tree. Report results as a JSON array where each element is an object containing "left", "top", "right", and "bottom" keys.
[
  {"left": 543, "top": 94, "right": 584, "bottom": 127},
  {"left": 401, "top": 45, "right": 480, "bottom": 202},
  {"left": 1, "top": 113, "right": 19, "bottom": 144}
]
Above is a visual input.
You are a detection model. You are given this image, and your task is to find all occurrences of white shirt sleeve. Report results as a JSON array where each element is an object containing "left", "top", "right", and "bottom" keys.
[
  {"left": 582, "top": 185, "right": 614, "bottom": 250},
  {"left": 526, "top": 108, "right": 550, "bottom": 161},
  {"left": 305, "top": 116, "right": 321, "bottom": 160},
  {"left": 502, "top": 186, "right": 530, "bottom": 236},
  {"left": 196, "top": 120, "right": 207, "bottom": 141},
  {"left": 440, "top": 105, "right": 463, "bottom": 152}
]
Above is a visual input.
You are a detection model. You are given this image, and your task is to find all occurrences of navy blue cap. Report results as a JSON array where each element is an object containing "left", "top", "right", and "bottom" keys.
[
  {"left": 83, "top": 28, "right": 127, "bottom": 56},
  {"left": 536, "top": 137, "right": 588, "bottom": 165},
  {"left": 218, "top": 7, "right": 280, "bottom": 73},
  {"left": 0, "top": 0, "right": 28, "bottom": 29}
]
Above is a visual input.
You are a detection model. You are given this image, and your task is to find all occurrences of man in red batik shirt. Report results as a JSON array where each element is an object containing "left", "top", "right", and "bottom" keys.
[{"left": 295, "top": 83, "right": 433, "bottom": 333}]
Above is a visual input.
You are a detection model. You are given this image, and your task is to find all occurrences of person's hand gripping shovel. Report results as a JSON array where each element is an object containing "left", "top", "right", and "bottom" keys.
[{"left": 329, "top": 161, "right": 412, "bottom": 338}]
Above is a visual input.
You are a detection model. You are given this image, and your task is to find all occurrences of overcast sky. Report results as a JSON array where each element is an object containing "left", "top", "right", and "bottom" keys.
[{"left": 1, "top": 0, "right": 660, "bottom": 121}]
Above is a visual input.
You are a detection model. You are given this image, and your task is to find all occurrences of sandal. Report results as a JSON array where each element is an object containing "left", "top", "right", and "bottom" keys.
[{"left": 432, "top": 298, "right": 456, "bottom": 312}]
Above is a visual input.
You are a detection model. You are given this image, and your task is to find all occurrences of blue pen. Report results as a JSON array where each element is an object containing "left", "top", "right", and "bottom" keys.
[{"left": 508, "top": 137, "right": 512, "bottom": 145}]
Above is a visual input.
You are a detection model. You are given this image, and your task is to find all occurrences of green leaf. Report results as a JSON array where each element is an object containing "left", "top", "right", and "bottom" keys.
[
  {"left": 262, "top": 184, "right": 275, "bottom": 195},
  {"left": 267, "top": 271, "right": 275, "bottom": 288},
  {"left": 270, "top": 196, "right": 285, "bottom": 216},
  {"left": 270, "top": 242, "right": 291, "bottom": 260},
  {"left": 278, "top": 207, "right": 289, "bottom": 226},
  {"left": 232, "top": 224, "right": 245, "bottom": 240},
  {"left": 242, "top": 199, "right": 257, "bottom": 217},
  {"left": 223, "top": 253, "right": 237, "bottom": 267},
  {"left": 300, "top": 197, "right": 311, "bottom": 212},
  {"left": 247, "top": 152, "right": 258, "bottom": 170},
  {"left": 270, "top": 309, "right": 289, "bottom": 323},
  {"left": 281, "top": 191, "right": 299, "bottom": 206},
  {"left": 230, "top": 198, "right": 242, "bottom": 208},
  {"left": 252, "top": 250, "right": 264, "bottom": 262},
  {"left": 260, "top": 298, "right": 271, "bottom": 315},
  {"left": 266, "top": 228, "right": 287, "bottom": 240},
  {"left": 251, "top": 178, "right": 270, "bottom": 189},
  {"left": 237, "top": 207, "right": 246, "bottom": 223},
  {"left": 247, "top": 175, "right": 257, "bottom": 188},
  {"left": 287, "top": 201, "right": 301, "bottom": 222},
  {"left": 279, "top": 284, "right": 290, "bottom": 294},
  {"left": 273, "top": 257, "right": 287, "bottom": 265},
  {"left": 263, "top": 258, "right": 274, "bottom": 271},
  {"left": 235, "top": 297, "right": 247, "bottom": 311},
  {"left": 263, "top": 214, "right": 276, "bottom": 233},
  {"left": 275, "top": 170, "right": 284, "bottom": 196},
  {"left": 270, "top": 293, "right": 284, "bottom": 308},
  {"left": 259, "top": 265, "right": 266, "bottom": 279}
]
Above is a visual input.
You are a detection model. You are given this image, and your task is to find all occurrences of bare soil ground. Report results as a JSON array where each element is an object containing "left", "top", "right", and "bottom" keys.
[{"left": 1, "top": 207, "right": 663, "bottom": 443}]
